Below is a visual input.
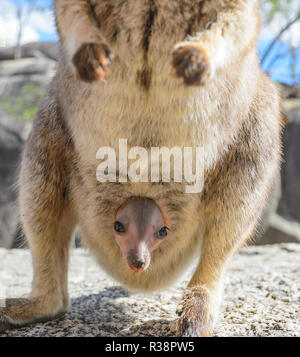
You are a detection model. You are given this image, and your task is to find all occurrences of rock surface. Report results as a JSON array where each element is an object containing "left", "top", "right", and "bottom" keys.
[
  {"left": 260, "top": 213, "right": 300, "bottom": 245},
  {"left": 0, "top": 42, "right": 59, "bottom": 61},
  {"left": 0, "top": 53, "right": 55, "bottom": 248},
  {"left": 0, "top": 58, "right": 56, "bottom": 77},
  {"left": 279, "top": 99, "right": 300, "bottom": 222},
  {"left": 0, "top": 244, "right": 299, "bottom": 337},
  {"left": 0, "top": 110, "right": 32, "bottom": 248}
]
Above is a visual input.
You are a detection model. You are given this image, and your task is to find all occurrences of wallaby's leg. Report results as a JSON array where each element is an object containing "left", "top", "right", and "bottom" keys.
[
  {"left": 177, "top": 222, "right": 255, "bottom": 337},
  {"left": 177, "top": 103, "right": 281, "bottom": 336},
  {"left": 0, "top": 210, "right": 74, "bottom": 332},
  {"left": 177, "top": 183, "right": 273, "bottom": 337},
  {"left": 0, "top": 99, "right": 75, "bottom": 332}
]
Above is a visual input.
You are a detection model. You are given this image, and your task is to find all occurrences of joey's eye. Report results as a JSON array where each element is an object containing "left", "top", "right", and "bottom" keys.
[
  {"left": 156, "top": 226, "right": 168, "bottom": 239},
  {"left": 114, "top": 221, "right": 126, "bottom": 234}
]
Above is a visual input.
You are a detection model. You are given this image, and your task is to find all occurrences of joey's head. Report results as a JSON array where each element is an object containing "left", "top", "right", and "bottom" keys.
[{"left": 113, "top": 197, "right": 169, "bottom": 274}]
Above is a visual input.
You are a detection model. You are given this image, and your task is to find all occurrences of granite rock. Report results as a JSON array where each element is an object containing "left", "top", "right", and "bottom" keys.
[{"left": 0, "top": 244, "right": 299, "bottom": 337}]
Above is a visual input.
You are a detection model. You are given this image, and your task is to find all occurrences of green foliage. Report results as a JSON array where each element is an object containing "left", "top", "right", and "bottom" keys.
[
  {"left": 263, "top": 0, "right": 297, "bottom": 18},
  {"left": 0, "top": 84, "right": 45, "bottom": 122}
]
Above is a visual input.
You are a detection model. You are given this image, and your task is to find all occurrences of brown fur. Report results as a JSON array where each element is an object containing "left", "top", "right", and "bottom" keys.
[
  {"left": 172, "top": 44, "right": 211, "bottom": 85},
  {"left": 0, "top": 0, "right": 281, "bottom": 337},
  {"left": 72, "top": 42, "right": 112, "bottom": 82},
  {"left": 176, "top": 286, "right": 213, "bottom": 337}
]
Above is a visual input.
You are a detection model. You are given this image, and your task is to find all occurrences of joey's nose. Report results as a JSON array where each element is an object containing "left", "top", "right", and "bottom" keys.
[
  {"left": 130, "top": 258, "right": 145, "bottom": 272},
  {"left": 130, "top": 265, "right": 145, "bottom": 274},
  {"left": 134, "top": 260, "right": 145, "bottom": 269},
  {"left": 127, "top": 251, "right": 146, "bottom": 273}
]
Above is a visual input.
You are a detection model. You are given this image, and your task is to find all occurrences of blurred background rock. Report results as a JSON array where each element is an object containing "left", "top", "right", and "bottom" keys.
[{"left": 0, "top": 0, "right": 299, "bottom": 248}]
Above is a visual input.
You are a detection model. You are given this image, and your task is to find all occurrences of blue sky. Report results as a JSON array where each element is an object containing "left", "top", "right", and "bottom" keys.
[
  {"left": 258, "top": 40, "right": 300, "bottom": 85},
  {"left": 11, "top": 0, "right": 53, "bottom": 7},
  {"left": 1, "top": 0, "right": 299, "bottom": 85}
]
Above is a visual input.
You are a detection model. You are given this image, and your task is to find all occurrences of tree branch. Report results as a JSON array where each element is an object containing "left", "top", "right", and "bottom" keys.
[{"left": 261, "top": 11, "right": 300, "bottom": 66}]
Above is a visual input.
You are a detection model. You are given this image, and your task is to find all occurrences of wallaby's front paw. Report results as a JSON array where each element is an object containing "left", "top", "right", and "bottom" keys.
[
  {"left": 176, "top": 286, "right": 213, "bottom": 337},
  {"left": 72, "top": 42, "right": 113, "bottom": 83},
  {"left": 172, "top": 45, "right": 212, "bottom": 86}
]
